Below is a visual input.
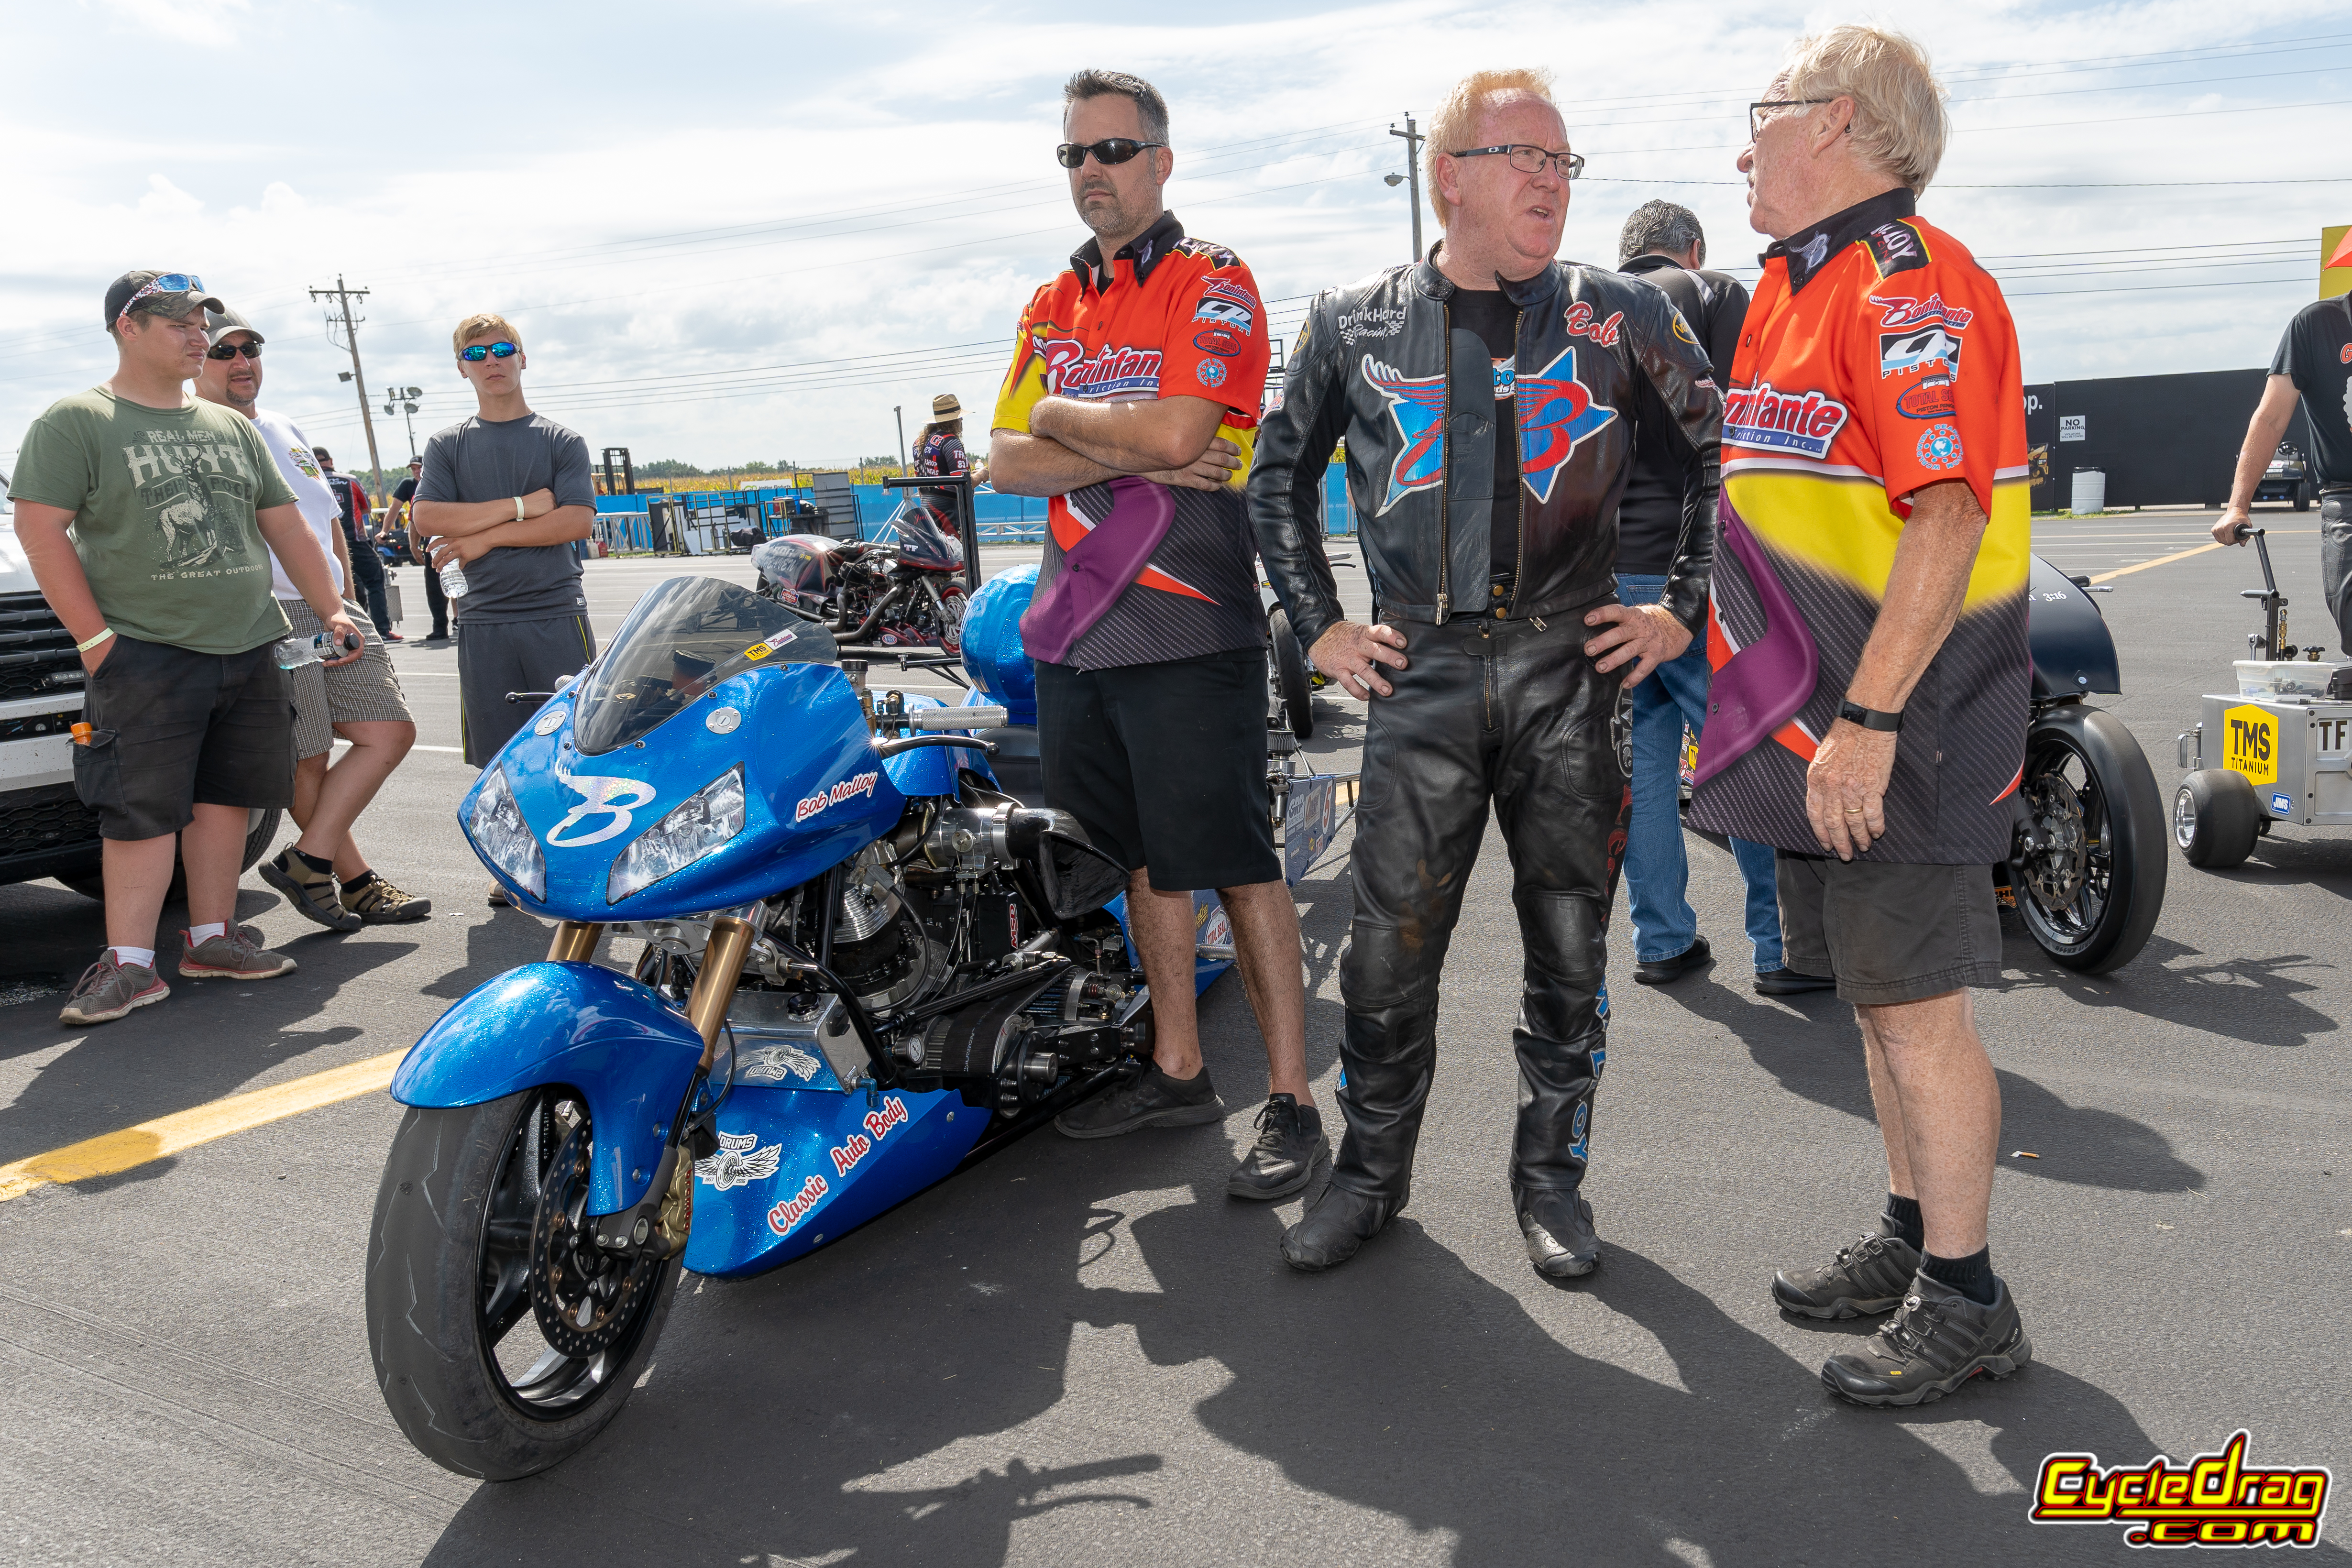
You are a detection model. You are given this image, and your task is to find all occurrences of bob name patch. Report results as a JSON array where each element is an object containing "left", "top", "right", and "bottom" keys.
[{"left": 794, "top": 770, "right": 879, "bottom": 823}]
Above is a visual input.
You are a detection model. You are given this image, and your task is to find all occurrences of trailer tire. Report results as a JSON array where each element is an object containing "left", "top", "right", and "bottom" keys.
[{"left": 2174, "top": 769, "right": 2261, "bottom": 870}]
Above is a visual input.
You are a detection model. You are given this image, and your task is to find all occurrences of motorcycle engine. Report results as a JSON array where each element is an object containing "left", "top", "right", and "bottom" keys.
[{"left": 829, "top": 844, "right": 939, "bottom": 1010}]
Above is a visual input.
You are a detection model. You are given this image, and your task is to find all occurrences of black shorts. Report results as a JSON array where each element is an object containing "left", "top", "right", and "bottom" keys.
[
  {"left": 457, "top": 615, "right": 599, "bottom": 767},
  {"left": 74, "top": 634, "right": 294, "bottom": 841},
  {"left": 1036, "top": 649, "right": 1279, "bottom": 893},
  {"left": 1777, "top": 854, "right": 2002, "bottom": 1005}
]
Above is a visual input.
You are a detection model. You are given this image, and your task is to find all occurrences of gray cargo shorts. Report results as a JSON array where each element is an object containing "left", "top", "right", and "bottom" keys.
[
  {"left": 1777, "top": 853, "right": 2003, "bottom": 1005},
  {"left": 281, "top": 598, "right": 413, "bottom": 760}
]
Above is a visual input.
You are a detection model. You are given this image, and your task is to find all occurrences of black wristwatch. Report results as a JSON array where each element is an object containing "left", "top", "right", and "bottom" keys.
[{"left": 1837, "top": 700, "right": 1903, "bottom": 733}]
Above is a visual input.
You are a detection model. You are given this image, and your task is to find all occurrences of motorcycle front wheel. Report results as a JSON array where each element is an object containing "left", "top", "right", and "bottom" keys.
[
  {"left": 2008, "top": 706, "right": 2167, "bottom": 974},
  {"left": 1268, "top": 608, "right": 1315, "bottom": 741},
  {"left": 367, "top": 1087, "right": 682, "bottom": 1480}
]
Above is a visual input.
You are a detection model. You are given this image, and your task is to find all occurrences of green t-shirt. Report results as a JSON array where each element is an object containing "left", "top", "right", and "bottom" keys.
[{"left": 7, "top": 387, "right": 297, "bottom": 654}]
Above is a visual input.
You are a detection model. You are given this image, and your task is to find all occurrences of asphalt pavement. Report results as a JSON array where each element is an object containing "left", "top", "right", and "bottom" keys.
[{"left": 1, "top": 510, "right": 2346, "bottom": 1566}]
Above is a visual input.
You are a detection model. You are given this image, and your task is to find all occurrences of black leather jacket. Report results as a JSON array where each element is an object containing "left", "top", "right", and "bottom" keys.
[{"left": 1250, "top": 252, "right": 1722, "bottom": 652}]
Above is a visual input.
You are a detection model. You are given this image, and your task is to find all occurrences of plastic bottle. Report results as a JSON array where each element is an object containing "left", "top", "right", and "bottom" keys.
[
  {"left": 274, "top": 631, "right": 358, "bottom": 670},
  {"left": 439, "top": 559, "right": 470, "bottom": 599}
]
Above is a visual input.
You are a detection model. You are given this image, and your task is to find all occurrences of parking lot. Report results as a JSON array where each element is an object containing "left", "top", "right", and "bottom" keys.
[{"left": 1, "top": 507, "right": 2346, "bottom": 1566}]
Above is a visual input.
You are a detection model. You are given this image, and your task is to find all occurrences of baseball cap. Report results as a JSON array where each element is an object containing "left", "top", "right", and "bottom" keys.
[
  {"left": 204, "top": 304, "right": 264, "bottom": 347},
  {"left": 103, "top": 270, "right": 225, "bottom": 327},
  {"left": 932, "top": 393, "right": 962, "bottom": 419}
]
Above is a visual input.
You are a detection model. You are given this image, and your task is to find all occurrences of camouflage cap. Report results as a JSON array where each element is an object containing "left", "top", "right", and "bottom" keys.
[{"left": 104, "top": 270, "right": 225, "bottom": 328}]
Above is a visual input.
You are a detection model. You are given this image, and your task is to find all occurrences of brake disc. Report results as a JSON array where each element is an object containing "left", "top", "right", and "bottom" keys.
[
  {"left": 529, "top": 1123, "right": 656, "bottom": 1358},
  {"left": 2022, "top": 773, "right": 2089, "bottom": 914}
]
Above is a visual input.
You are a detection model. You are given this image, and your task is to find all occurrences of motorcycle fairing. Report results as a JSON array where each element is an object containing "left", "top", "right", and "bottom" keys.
[
  {"left": 390, "top": 962, "right": 703, "bottom": 1215},
  {"left": 2024, "top": 554, "right": 2122, "bottom": 698},
  {"left": 681, "top": 1084, "right": 984, "bottom": 1277},
  {"left": 465, "top": 661, "right": 908, "bottom": 922}
]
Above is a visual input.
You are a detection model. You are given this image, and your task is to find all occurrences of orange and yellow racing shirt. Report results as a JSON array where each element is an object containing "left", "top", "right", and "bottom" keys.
[
  {"left": 1687, "top": 189, "right": 2031, "bottom": 865},
  {"left": 991, "top": 210, "right": 1271, "bottom": 669}
]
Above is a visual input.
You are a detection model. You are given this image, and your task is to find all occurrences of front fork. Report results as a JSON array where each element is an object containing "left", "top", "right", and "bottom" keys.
[{"left": 548, "top": 916, "right": 758, "bottom": 1256}]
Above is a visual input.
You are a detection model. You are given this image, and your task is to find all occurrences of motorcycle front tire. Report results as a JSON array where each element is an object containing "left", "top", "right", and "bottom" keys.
[
  {"left": 367, "top": 1093, "right": 681, "bottom": 1480},
  {"left": 1269, "top": 609, "right": 1315, "bottom": 741},
  {"left": 2011, "top": 706, "right": 2167, "bottom": 974}
]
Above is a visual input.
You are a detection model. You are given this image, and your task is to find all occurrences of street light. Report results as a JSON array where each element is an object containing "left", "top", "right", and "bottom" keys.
[
  {"left": 1387, "top": 113, "right": 1425, "bottom": 262},
  {"left": 893, "top": 405, "right": 907, "bottom": 475},
  {"left": 381, "top": 385, "right": 424, "bottom": 460}
]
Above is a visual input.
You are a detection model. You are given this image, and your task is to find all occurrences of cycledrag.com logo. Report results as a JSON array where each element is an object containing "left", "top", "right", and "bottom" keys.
[{"left": 2032, "top": 1431, "right": 2331, "bottom": 1548}]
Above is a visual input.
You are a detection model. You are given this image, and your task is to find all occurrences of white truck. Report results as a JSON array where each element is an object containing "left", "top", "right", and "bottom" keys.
[{"left": 0, "top": 482, "right": 277, "bottom": 898}]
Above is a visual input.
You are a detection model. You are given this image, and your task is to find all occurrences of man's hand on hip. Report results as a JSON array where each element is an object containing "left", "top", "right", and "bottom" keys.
[
  {"left": 1309, "top": 621, "right": 1407, "bottom": 699},
  {"left": 1806, "top": 719, "right": 1898, "bottom": 859},
  {"left": 1582, "top": 602, "right": 1693, "bottom": 687}
]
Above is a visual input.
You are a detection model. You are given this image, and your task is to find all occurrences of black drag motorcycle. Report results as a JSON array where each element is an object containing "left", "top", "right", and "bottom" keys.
[{"left": 2004, "top": 555, "right": 2167, "bottom": 972}]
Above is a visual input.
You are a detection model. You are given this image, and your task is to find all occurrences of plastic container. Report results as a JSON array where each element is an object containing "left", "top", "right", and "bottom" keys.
[
  {"left": 2235, "top": 659, "right": 2343, "bottom": 699},
  {"left": 2069, "top": 468, "right": 2106, "bottom": 514}
]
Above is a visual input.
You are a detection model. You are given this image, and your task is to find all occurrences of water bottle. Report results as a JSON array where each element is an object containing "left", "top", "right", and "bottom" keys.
[
  {"left": 274, "top": 631, "right": 358, "bottom": 670},
  {"left": 439, "top": 559, "right": 470, "bottom": 599}
]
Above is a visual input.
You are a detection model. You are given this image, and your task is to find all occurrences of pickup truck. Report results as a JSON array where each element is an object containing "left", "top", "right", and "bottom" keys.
[
  {"left": 2253, "top": 442, "right": 2314, "bottom": 511},
  {"left": 0, "top": 484, "right": 278, "bottom": 899}
]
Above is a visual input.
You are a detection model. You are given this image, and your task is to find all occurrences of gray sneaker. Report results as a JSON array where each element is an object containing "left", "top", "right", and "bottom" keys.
[
  {"left": 1227, "top": 1094, "right": 1330, "bottom": 1199},
  {"left": 1055, "top": 1063, "right": 1223, "bottom": 1139},
  {"left": 1821, "top": 1272, "right": 2033, "bottom": 1407},
  {"left": 59, "top": 952, "right": 170, "bottom": 1026},
  {"left": 1772, "top": 1217, "right": 1923, "bottom": 1319},
  {"left": 179, "top": 927, "right": 298, "bottom": 981}
]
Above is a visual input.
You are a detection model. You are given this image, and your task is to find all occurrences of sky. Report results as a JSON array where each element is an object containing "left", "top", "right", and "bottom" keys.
[{"left": 2, "top": 0, "right": 2347, "bottom": 489}]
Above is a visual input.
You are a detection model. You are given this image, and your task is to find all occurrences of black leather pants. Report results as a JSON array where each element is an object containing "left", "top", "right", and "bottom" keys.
[{"left": 1333, "top": 611, "right": 1631, "bottom": 1216}]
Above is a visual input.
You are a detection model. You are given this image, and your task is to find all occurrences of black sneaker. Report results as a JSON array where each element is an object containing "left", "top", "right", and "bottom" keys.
[
  {"left": 1772, "top": 1218, "right": 1922, "bottom": 1319},
  {"left": 1055, "top": 1063, "right": 1223, "bottom": 1139},
  {"left": 1820, "top": 1272, "right": 2032, "bottom": 1407},
  {"left": 259, "top": 847, "right": 363, "bottom": 932},
  {"left": 1633, "top": 935, "right": 1712, "bottom": 986},
  {"left": 1756, "top": 967, "right": 1837, "bottom": 997},
  {"left": 1227, "top": 1094, "right": 1329, "bottom": 1199}
]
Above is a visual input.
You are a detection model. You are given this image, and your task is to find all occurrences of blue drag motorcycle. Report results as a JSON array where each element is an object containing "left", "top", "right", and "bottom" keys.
[{"left": 363, "top": 571, "right": 1252, "bottom": 1479}]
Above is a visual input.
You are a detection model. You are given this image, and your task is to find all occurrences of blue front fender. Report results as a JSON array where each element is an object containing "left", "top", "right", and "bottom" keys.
[{"left": 389, "top": 963, "right": 703, "bottom": 1215}]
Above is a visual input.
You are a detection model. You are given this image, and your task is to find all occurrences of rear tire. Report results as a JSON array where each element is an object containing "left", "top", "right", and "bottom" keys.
[
  {"left": 367, "top": 1090, "right": 681, "bottom": 1480},
  {"left": 2174, "top": 769, "right": 2262, "bottom": 870},
  {"left": 1269, "top": 609, "right": 1315, "bottom": 741}
]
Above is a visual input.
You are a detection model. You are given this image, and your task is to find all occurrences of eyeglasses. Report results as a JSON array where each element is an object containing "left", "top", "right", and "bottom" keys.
[
  {"left": 117, "top": 273, "right": 206, "bottom": 320},
  {"left": 206, "top": 340, "right": 262, "bottom": 361},
  {"left": 458, "top": 341, "right": 519, "bottom": 362},
  {"left": 1749, "top": 99, "right": 1834, "bottom": 140},
  {"left": 1451, "top": 145, "right": 1584, "bottom": 181},
  {"left": 1055, "top": 138, "right": 1167, "bottom": 169}
]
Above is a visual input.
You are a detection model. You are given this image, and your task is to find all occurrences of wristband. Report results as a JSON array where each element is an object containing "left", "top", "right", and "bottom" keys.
[
  {"left": 513, "top": 495, "right": 526, "bottom": 523},
  {"left": 1837, "top": 700, "right": 1903, "bottom": 733},
  {"left": 76, "top": 627, "right": 113, "bottom": 653}
]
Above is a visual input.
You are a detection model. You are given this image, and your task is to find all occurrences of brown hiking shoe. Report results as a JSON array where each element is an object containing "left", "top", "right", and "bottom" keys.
[
  {"left": 259, "top": 846, "right": 362, "bottom": 932},
  {"left": 179, "top": 927, "right": 298, "bottom": 980},
  {"left": 341, "top": 874, "right": 431, "bottom": 923},
  {"left": 59, "top": 951, "right": 170, "bottom": 1026}
]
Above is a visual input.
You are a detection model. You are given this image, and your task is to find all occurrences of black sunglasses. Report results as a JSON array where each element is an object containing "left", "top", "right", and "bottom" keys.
[
  {"left": 1055, "top": 138, "right": 1166, "bottom": 169},
  {"left": 459, "top": 341, "right": 519, "bottom": 362},
  {"left": 206, "top": 340, "right": 262, "bottom": 361}
]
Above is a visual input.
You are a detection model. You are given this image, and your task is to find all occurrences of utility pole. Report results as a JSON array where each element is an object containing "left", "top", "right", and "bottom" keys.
[
  {"left": 1387, "top": 114, "right": 1425, "bottom": 263},
  {"left": 893, "top": 405, "right": 907, "bottom": 475},
  {"left": 310, "top": 275, "right": 387, "bottom": 504}
]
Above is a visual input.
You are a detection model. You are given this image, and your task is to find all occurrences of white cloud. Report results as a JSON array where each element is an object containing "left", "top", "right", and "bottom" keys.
[
  {"left": 86, "top": 0, "right": 251, "bottom": 45},
  {"left": 135, "top": 173, "right": 202, "bottom": 217}
]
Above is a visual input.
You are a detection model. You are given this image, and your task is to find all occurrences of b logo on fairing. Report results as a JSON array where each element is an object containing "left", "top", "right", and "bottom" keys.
[
  {"left": 545, "top": 771, "right": 658, "bottom": 846},
  {"left": 1361, "top": 355, "right": 1448, "bottom": 515},
  {"left": 1515, "top": 346, "right": 1619, "bottom": 504}
]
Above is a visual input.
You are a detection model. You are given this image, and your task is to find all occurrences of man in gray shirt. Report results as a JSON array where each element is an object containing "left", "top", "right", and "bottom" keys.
[{"left": 411, "top": 312, "right": 597, "bottom": 904}]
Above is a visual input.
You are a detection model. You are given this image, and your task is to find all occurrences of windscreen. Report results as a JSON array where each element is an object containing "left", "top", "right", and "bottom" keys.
[{"left": 572, "top": 576, "right": 838, "bottom": 755}]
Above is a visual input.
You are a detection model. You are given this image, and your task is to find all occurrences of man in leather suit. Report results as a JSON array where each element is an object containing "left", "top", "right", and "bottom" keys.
[{"left": 1248, "top": 68, "right": 1722, "bottom": 1278}]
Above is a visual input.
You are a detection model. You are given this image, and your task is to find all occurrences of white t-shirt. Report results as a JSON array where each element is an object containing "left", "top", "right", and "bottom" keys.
[{"left": 248, "top": 405, "right": 345, "bottom": 601}]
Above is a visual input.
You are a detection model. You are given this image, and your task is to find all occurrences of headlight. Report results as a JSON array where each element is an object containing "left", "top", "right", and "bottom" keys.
[
  {"left": 468, "top": 767, "right": 546, "bottom": 901},
  {"left": 608, "top": 766, "right": 747, "bottom": 904}
]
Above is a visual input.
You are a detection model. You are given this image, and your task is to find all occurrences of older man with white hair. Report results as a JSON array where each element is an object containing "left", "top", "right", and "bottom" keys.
[
  {"left": 1692, "top": 24, "right": 2034, "bottom": 1404},
  {"left": 1252, "top": 68, "right": 1722, "bottom": 1278}
]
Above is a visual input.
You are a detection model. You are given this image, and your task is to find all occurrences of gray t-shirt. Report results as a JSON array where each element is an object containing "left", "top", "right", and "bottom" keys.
[{"left": 415, "top": 411, "right": 593, "bottom": 623}]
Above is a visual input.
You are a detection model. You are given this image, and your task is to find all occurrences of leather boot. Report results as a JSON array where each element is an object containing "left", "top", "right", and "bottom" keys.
[
  {"left": 1507, "top": 889, "right": 1609, "bottom": 1279},
  {"left": 1279, "top": 1002, "right": 1435, "bottom": 1273},
  {"left": 1519, "top": 1188, "right": 1600, "bottom": 1278}
]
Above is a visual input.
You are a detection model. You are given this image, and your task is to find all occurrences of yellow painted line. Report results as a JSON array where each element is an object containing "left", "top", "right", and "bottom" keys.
[
  {"left": 0, "top": 1048, "right": 407, "bottom": 1203},
  {"left": 2088, "top": 542, "right": 2224, "bottom": 583}
]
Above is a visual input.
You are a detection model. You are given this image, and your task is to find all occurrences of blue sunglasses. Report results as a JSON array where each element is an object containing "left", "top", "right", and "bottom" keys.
[{"left": 459, "top": 341, "right": 519, "bottom": 363}]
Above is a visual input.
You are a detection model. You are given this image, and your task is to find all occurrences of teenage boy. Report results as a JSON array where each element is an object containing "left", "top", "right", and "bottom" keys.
[
  {"left": 410, "top": 313, "right": 596, "bottom": 904},
  {"left": 317, "top": 446, "right": 399, "bottom": 641},
  {"left": 195, "top": 306, "right": 431, "bottom": 931},
  {"left": 9, "top": 272, "right": 362, "bottom": 1026}
]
